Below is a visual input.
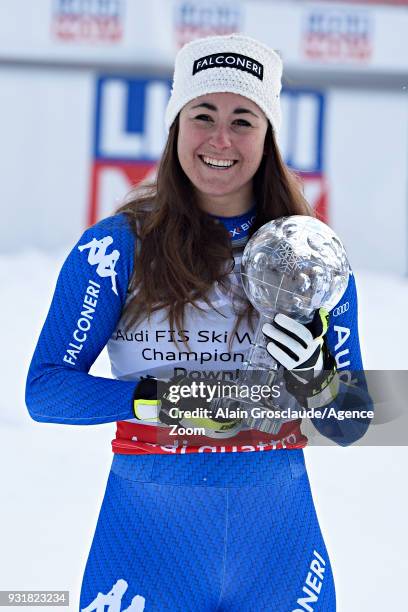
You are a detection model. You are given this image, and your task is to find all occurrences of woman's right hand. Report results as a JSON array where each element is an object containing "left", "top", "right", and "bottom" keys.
[{"left": 133, "top": 375, "right": 242, "bottom": 438}]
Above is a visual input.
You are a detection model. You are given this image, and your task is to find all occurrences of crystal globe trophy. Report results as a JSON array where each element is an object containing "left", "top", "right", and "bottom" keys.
[{"left": 235, "top": 215, "right": 350, "bottom": 434}]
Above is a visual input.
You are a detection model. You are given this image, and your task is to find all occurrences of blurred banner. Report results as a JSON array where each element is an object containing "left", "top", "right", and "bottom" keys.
[
  {"left": 90, "top": 77, "right": 327, "bottom": 224},
  {"left": 0, "top": 0, "right": 406, "bottom": 74}
]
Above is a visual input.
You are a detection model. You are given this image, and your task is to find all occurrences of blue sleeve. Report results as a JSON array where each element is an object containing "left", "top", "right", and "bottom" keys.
[
  {"left": 312, "top": 269, "right": 373, "bottom": 445},
  {"left": 326, "top": 269, "right": 363, "bottom": 371},
  {"left": 25, "top": 214, "right": 138, "bottom": 424}
]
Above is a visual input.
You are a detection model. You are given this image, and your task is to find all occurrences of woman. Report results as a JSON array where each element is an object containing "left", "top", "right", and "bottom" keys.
[{"left": 26, "top": 34, "right": 365, "bottom": 611}]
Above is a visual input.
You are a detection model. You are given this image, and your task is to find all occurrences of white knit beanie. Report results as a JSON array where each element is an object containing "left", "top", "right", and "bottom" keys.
[{"left": 165, "top": 34, "right": 283, "bottom": 134}]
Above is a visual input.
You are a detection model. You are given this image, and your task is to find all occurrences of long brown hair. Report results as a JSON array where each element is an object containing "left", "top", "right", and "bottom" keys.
[{"left": 116, "top": 115, "right": 314, "bottom": 341}]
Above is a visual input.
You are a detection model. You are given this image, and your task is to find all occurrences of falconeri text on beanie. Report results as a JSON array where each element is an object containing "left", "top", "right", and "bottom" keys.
[{"left": 165, "top": 34, "right": 283, "bottom": 134}]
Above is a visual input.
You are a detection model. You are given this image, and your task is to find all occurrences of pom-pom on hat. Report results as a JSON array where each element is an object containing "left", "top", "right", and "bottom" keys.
[{"left": 165, "top": 34, "right": 283, "bottom": 134}]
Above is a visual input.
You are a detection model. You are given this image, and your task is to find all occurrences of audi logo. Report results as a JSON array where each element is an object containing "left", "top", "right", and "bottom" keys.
[{"left": 332, "top": 302, "right": 349, "bottom": 317}]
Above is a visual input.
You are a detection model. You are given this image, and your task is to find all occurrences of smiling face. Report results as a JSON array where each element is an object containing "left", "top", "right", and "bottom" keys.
[{"left": 177, "top": 92, "right": 268, "bottom": 216}]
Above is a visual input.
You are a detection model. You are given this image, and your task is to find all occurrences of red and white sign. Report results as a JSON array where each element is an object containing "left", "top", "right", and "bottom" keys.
[
  {"left": 302, "top": 5, "right": 373, "bottom": 63},
  {"left": 52, "top": 0, "right": 124, "bottom": 43},
  {"left": 173, "top": 0, "right": 242, "bottom": 48}
]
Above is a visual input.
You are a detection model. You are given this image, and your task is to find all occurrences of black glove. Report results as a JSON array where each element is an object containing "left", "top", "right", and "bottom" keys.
[
  {"left": 133, "top": 375, "right": 242, "bottom": 438},
  {"left": 262, "top": 308, "right": 339, "bottom": 409}
]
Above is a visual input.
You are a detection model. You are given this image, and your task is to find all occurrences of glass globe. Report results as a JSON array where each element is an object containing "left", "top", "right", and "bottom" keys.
[{"left": 241, "top": 216, "right": 349, "bottom": 324}]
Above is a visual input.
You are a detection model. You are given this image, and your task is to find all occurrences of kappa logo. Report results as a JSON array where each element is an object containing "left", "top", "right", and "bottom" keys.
[
  {"left": 332, "top": 302, "right": 349, "bottom": 317},
  {"left": 78, "top": 235, "right": 120, "bottom": 295},
  {"left": 81, "top": 578, "right": 145, "bottom": 612},
  {"left": 193, "top": 53, "right": 263, "bottom": 80}
]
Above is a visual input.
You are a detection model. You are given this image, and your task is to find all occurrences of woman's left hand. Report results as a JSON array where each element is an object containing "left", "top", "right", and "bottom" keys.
[
  {"left": 262, "top": 308, "right": 329, "bottom": 374},
  {"left": 262, "top": 308, "right": 338, "bottom": 408}
]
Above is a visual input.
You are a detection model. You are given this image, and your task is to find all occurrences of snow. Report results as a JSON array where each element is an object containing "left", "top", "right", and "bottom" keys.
[{"left": 0, "top": 249, "right": 407, "bottom": 611}]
